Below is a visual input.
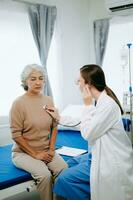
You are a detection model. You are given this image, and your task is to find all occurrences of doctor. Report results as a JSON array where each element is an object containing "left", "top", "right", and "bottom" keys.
[{"left": 46, "top": 64, "right": 133, "bottom": 200}]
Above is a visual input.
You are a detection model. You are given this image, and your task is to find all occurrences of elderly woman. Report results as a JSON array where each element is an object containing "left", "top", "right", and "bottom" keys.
[{"left": 10, "top": 64, "right": 67, "bottom": 200}]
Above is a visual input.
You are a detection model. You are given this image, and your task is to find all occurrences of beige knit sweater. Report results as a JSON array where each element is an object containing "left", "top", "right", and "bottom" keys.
[{"left": 10, "top": 94, "right": 55, "bottom": 153}]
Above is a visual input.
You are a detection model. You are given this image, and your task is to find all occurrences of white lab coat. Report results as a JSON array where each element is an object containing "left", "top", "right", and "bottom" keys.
[{"left": 80, "top": 91, "right": 133, "bottom": 200}]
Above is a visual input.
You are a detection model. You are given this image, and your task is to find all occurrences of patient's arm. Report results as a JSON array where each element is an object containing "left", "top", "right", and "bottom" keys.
[
  {"left": 14, "top": 136, "right": 38, "bottom": 158},
  {"left": 14, "top": 136, "right": 53, "bottom": 163},
  {"left": 48, "top": 126, "right": 57, "bottom": 157},
  {"left": 49, "top": 127, "right": 57, "bottom": 150}
]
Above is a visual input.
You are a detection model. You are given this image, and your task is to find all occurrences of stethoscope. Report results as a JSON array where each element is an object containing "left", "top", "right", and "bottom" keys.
[
  {"left": 58, "top": 121, "right": 81, "bottom": 127},
  {"left": 43, "top": 105, "right": 81, "bottom": 127}
]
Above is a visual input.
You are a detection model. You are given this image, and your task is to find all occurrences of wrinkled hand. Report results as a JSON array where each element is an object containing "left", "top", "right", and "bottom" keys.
[
  {"left": 34, "top": 151, "right": 53, "bottom": 163},
  {"left": 47, "top": 149, "right": 55, "bottom": 158},
  {"left": 44, "top": 106, "right": 60, "bottom": 122}
]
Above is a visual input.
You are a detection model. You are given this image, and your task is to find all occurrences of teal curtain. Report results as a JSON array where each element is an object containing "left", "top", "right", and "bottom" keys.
[
  {"left": 94, "top": 18, "right": 109, "bottom": 66},
  {"left": 28, "top": 4, "right": 57, "bottom": 96}
]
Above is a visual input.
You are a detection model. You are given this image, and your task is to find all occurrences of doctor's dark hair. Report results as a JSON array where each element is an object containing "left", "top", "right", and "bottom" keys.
[{"left": 80, "top": 64, "right": 123, "bottom": 115}]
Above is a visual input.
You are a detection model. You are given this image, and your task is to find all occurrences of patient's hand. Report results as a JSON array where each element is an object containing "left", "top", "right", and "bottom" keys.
[
  {"left": 47, "top": 149, "right": 55, "bottom": 158},
  {"left": 34, "top": 151, "right": 53, "bottom": 163}
]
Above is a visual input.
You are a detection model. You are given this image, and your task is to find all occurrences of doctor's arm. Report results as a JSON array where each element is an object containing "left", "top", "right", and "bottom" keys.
[
  {"left": 45, "top": 106, "right": 80, "bottom": 127},
  {"left": 80, "top": 102, "right": 120, "bottom": 144}
]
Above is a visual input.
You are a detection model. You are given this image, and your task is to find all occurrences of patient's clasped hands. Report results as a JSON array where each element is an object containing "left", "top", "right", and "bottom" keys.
[{"left": 34, "top": 150, "right": 54, "bottom": 163}]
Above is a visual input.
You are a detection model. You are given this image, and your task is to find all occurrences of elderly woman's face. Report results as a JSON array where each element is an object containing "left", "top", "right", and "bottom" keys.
[{"left": 26, "top": 70, "right": 45, "bottom": 94}]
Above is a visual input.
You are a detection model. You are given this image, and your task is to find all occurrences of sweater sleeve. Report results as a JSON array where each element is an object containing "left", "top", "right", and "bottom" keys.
[{"left": 9, "top": 99, "right": 24, "bottom": 139}]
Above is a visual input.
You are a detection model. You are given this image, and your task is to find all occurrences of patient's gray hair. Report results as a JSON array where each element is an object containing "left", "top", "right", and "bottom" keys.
[{"left": 21, "top": 64, "right": 46, "bottom": 91}]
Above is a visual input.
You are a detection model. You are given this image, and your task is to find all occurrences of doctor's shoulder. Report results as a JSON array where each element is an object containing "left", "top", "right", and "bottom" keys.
[{"left": 105, "top": 94, "right": 121, "bottom": 113}]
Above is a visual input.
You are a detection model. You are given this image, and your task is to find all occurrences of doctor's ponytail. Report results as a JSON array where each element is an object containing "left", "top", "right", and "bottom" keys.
[
  {"left": 80, "top": 64, "right": 124, "bottom": 115},
  {"left": 105, "top": 86, "right": 123, "bottom": 115}
]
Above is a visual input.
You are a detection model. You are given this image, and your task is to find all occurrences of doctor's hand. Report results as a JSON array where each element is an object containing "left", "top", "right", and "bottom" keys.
[
  {"left": 43, "top": 105, "right": 60, "bottom": 123},
  {"left": 81, "top": 85, "right": 93, "bottom": 106}
]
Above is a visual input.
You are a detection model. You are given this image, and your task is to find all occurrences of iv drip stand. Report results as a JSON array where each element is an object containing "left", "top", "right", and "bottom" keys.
[{"left": 127, "top": 43, "right": 133, "bottom": 141}]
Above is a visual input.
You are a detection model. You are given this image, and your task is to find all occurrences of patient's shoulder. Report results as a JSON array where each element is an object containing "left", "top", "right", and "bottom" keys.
[{"left": 11, "top": 94, "right": 26, "bottom": 108}]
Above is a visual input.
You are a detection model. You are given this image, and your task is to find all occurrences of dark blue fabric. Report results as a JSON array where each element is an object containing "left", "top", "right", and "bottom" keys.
[
  {"left": 53, "top": 153, "right": 91, "bottom": 200},
  {"left": 122, "top": 118, "right": 131, "bottom": 132},
  {"left": 56, "top": 130, "right": 88, "bottom": 149},
  {"left": 0, "top": 130, "right": 88, "bottom": 189}
]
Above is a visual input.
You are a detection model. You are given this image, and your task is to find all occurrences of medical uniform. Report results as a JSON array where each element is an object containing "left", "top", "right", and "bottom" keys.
[
  {"left": 53, "top": 153, "right": 91, "bottom": 200},
  {"left": 81, "top": 91, "right": 133, "bottom": 200}
]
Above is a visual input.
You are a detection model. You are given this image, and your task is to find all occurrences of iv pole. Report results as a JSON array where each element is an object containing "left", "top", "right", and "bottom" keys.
[{"left": 127, "top": 43, "right": 133, "bottom": 142}]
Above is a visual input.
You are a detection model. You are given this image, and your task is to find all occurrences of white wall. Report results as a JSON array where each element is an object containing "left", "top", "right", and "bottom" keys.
[
  {"left": 5, "top": 0, "right": 112, "bottom": 111},
  {"left": 12, "top": 0, "right": 133, "bottom": 109},
  {"left": 16, "top": 0, "right": 110, "bottom": 109},
  {"left": 0, "top": 0, "right": 92, "bottom": 142},
  {"left": 16, "top": 0, "right": 92, "bottom": 108},
  {"left": 57, "top": 0, "right": 91, "bottom": 108},
  {"left": 53, "top": 0, "right": 110, "bottom": 108},
  {"left": 88, "top": 0, "right": 133, "bottom": 106},
  {"left": 55, "top": 0, "right": 110, "bottom": 108}
]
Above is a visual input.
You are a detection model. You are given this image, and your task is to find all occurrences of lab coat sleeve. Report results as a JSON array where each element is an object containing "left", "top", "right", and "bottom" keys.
[{"left": 80, "top": 100, "right": 120, "bottom": 144}]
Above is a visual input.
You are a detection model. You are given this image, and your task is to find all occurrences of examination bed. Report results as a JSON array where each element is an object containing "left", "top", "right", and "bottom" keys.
[{"left": 0, "top": 130, "right": 88, "bottom": 199}]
